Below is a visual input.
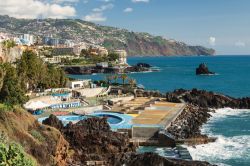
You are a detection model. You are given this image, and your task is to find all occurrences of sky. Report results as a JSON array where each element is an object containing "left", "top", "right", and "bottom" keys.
[{"left": 1, "top": 0, "right": 250, "bottom": 55}]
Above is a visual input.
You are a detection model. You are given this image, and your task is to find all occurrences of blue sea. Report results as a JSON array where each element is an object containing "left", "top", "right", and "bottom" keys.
[{"left": 69, "top": 56, "right": 250, "bottom": 166}]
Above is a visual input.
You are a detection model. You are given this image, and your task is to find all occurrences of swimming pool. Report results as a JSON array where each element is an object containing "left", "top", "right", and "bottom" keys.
[
  {"left": 93, "top": 114, "right": 123, "bottom": 124},
  {"left": 38, "top": 112, "right": 133, "bottom": 130}
]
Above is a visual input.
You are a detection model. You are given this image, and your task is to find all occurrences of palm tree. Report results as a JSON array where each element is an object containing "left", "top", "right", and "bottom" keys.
[
  {"left": 129, "top": 78, "right": 137, "bottom": 87},
  {"left": 113, "top": 74, "right": 118, "bottom": 84},
  {"left": 120, "top": 73, "right": 128, "bottom": 86},
  {"left": 105, "top": 75, "right": 113, "bottom": 85}
]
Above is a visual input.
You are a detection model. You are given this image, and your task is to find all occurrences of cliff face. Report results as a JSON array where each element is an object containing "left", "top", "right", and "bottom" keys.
[
  {"left": 0, "top": 107, "right": 69, "bottom": 166},
  {"left": 0, "top": 15, "right": 215, "bottom": 56},
  {"left": 104, "top": 35, "right": 215, "bottom": 56}
]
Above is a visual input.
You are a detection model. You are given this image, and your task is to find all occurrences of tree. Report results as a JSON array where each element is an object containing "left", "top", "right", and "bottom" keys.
[
  {"left": 113, "top": 75, "right": 119, "bottom": 84},
  {"left": 107, "top": 53, "right": 119, "bottom": 62},
  {"left": 80, "top": 49, "right": 89, "bottom": 57},
  {"left": 2, "top": 40, "right": 16, "bottom": 49},
  {"left": 16, "top": 50, "right": 47, "bottom": 91},
  {"left": 16, "top": 50, "right": 68, "bottom": 91},
  {"left": 0, "top": 63, "right": 28, "bottom": 105},
  {"left": 105, "top": 75, "right": 113, "bottom": 85},
  {"left": 120, "top": 73, "right": 128, "bottom": 86},
  {"left": 128, "top": 78, "right": 137, "bottom": 87}
]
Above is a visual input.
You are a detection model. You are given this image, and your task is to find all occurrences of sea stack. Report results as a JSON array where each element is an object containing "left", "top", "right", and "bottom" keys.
[{"left": 196, "top": 63, "right": 215, "bottom": 75}]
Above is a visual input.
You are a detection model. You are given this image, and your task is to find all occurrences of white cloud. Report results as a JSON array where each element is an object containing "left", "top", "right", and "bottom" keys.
[
  {"left": 208, "top": 37, "right": 216, "bottom": 46},
  {"left": 92, "top": 3, "right": 114, "bottom": 12},
  {"left": 52, "top": 0, "right": 79, "bottom": 4},
  {"left": 84, "top": 3, "right": 114, "bottom": 22},
  {"left": 124, "top": 7, "right": 133, "bottom": 13},
  {"left": 132, "top": 0, "right": 149, "bottom": 3},
  {"left": 235, "top": 41, "right": 246, "bottom": 47},
  {"left": 100, "top": 0, "right": 113, "bottom": 2},
  {"left": 84, "top": 12, "right": 106, "bottom": 22},
  {"left": 0, "top": 0, "right": 76, "bottom": 19}
]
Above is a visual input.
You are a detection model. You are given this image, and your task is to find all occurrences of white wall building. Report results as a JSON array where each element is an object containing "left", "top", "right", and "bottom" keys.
[
  {"left": 114, "top": 50, "right": 127, "bottom": 65},
  {"left": 73, "top": 43, "right": 87, "bottom": 55},
  {"left": 67, "top": 80, "right": 91, "bottom": 89}
]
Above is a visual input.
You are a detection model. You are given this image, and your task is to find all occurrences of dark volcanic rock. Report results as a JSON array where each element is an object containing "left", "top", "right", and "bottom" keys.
[
  {"left": 63, "top": 63, "right": 155, "bottom": 75},
  {"left": 111, "top": 152, "right": 215, "bottom": 166},
  {"left": 44, "top": 116, "right": 136, "bottom": 165},
  {"left": 125, "top": 65, "right": 150, "bottom": 73},
  {"left": 136, "top": 63, "right": 152, "bottom": 68},
  {"left": 196, "top": 63, "right": 215, "bottom": 75},
  {"left": 166, "top": 88, "right": 250, "bottom": 109},
  {"left": 42, "top": 114, "right": 64, "bottom": 130},
  {"left": 167, "top": 104, "right": 212, "bottom": 139}
]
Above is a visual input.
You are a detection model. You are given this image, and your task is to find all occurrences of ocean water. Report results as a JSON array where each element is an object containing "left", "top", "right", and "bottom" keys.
[
  {"left": 69, "top": 56, "right": 250, "bottom": 166},
  {"left": 187, "top": 108, "right": 250, "bottom": 166},
  {"left": 70, "top": 56, "right": 250, "bottom": 97}
]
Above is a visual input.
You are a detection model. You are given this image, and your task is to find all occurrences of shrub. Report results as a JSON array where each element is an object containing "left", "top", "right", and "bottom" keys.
[
  {"left": 0, "top": 142, "right": 36, "bottom": 166},
  {"left": 29, "top": 130, "right": 45, "bottom": 142}
]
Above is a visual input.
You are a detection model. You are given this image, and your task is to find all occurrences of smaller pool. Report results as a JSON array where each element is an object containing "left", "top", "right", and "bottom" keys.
[
  {"left": 38, "top": 112, "right": 133, "bottom": 130},
  {"left": 93, "top": 114, "right": 123, "bottom": 124},
  {"left": 52, "top": 92, "right": 70, "bottom": 97}
]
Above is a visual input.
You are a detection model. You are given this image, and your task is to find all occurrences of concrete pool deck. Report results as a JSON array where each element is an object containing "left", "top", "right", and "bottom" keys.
[{"left": 132, "top": 101, "right": 186, "bottom": 128}]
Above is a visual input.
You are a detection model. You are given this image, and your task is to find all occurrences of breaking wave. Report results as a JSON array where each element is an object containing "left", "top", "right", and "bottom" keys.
[{"left": 188, "top": 108, "right": 250, "bottom": 166}]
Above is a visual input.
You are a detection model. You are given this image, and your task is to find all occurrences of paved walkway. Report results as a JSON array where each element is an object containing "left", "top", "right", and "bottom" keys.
[{"left": 132, "top": 101, "right": 186, "bottom": 128}]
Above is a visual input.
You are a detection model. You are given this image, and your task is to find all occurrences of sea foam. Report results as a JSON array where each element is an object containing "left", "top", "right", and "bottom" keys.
[{"left": 187, "top": 108, "right": 250, "bottom": 166}]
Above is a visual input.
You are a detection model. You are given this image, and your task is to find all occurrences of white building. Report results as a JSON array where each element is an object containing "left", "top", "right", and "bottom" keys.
[
  {"left": 114, "top": 50, "right": 127, "bottom": 65},
  {"left": 67, "top": 80, "right": 91, "bottom": 89},
  {"left": 98, "top": 47, "right": 109, "bottom": 56},
  {"left": 19, "top": 34, "right": 35, "bottom": 46},
  {"left": 73, "top": 43, "right": 87, "bottom": 55},
  {"left": 42, "top": 55, "right": 78, "bottom": 64}
]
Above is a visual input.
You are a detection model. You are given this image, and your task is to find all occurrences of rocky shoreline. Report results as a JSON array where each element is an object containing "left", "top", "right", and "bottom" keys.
[
  {"left": 134, "top": 88, "right": 250, "bottom": 145},
  {"left": 42, "top": 114, "right": 215, "bottom": 166},
  {"left": 166, "top": 88, "right": 250, "bottom": 109},
  {"left": 63, "top": 63, "right": 158, "bottom": 75},
  {"left": 167, "top": 104, "right": 213, "bottom": 140}
]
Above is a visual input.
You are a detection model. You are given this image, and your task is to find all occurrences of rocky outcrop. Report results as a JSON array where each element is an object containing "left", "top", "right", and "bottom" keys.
[
  {"left": 42, "top": 114, "right": 64, "bottom": 130},
  {"left": 166, "top": 88, "right": 250, "bottom": 109},
  {"left": 167, "top": 104, "right": 212, "bottom": 139},
  {"left": 196, "top": 63, "right": 215, "bottom": 75},
  {"left": 111, "top": 152, "right": 215, "bottom": 166},
  {"left": 136, "top": 63, "right": 152, "bottom": 68},
  {"left": 63, "top": 63, "right": 156, "bottom": 75},
  {"left": 43, "top": 116, "right": 136, "bottom": 165}
]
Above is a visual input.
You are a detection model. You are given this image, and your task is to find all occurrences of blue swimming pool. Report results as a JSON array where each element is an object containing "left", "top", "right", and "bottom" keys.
[
  {"left": 94, "top": 114, "right": 123, "bottom": 124},
  {"left": 38, "top": 112, "right": 133, "bottom": 130}
]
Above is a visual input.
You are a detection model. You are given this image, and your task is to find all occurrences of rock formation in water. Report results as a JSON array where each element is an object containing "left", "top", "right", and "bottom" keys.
[{"left": 196, "top": 63, "right": 215, "bottom": 75}]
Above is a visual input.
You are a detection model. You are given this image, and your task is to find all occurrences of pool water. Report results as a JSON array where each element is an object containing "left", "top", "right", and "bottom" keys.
[
  {"left": 94, "top": 114, "right": 123, "bottom": 124},
  {"left": 38, "top": 112, "right": 133, "bottom": 130}
]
